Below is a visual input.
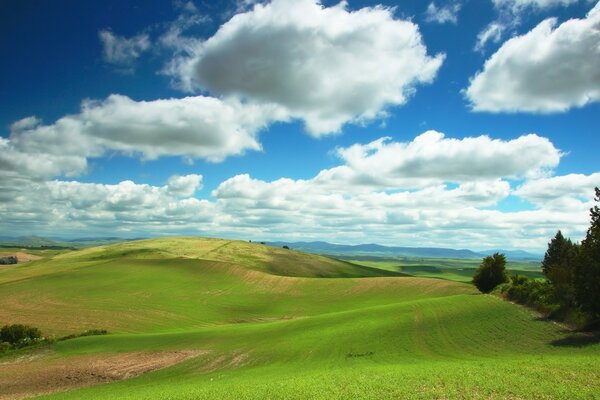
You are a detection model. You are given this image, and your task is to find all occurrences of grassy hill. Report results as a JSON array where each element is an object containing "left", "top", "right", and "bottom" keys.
[{"left": 0, "top": 237, "right": 598, "bottom": 399}]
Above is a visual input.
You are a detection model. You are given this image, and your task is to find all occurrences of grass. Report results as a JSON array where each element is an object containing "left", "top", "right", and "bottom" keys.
[
  {"left": 0, "top": 237, "right": 598, "bottom": 399},
  {"left": 346, "top": 256, "right": 544, "bottom": 283}
]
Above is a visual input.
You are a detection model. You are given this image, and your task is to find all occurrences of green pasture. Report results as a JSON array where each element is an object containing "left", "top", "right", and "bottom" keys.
[
  {"left": 0, "top": 238, "right": 597, "bottom": 399},
  {"left": 347, "top": 256, "right": 543, "bottom": 282}
]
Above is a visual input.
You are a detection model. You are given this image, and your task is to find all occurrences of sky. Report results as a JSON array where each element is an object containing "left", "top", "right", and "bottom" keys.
[{"left": 1, "top": 0, "right": 599, "bottom": 251}]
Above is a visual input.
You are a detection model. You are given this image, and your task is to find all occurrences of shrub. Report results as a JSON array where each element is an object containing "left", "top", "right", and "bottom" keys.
[
  {"left": 0, "top": 342, "right": 11, "bottom": 353},
  {"left": 0, "top": 256, "right": 17, "bottom": 265},
  {"left": 0, "top": 324, "right": 42, "bottom": 345},
  {"left": 59, "top": 329, "right": 108, "bottom": 341}
]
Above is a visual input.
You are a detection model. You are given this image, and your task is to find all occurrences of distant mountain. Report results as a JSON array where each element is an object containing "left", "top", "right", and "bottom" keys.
[
  {"left": 267, "top": 241, "right": 541, "bottom": 260},
  {"left": 481, "top": 249, "right": 543, "bottom": 260}
]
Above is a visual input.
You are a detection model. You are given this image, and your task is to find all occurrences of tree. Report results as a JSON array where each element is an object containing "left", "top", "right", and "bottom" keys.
[
  {"left": 574, "top": 187, "right": 600, "bottom": 318},
  {"left": 542, "top": 231, "right": 577, "bottom": 276},
  {"left": 473, "top": 253, "right": 509, "bottom": 293},
  {"left": 541, "top": 230, "right": 578, "bottom": 307}
]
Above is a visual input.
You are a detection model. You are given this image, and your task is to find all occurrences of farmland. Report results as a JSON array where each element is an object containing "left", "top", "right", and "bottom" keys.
[{"left": 0, "top": 237, "right": 598, "bottom": 399}]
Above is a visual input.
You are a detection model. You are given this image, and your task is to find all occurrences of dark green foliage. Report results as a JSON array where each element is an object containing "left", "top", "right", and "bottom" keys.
[
  {"left": 542, "top": 231, "right": 577, "bottom": 277},
  {"left": 0, "top": 256, "right": 17, "bottom": 265},
  {"left": 574, "top": 187, "right": 600, "bottom": 318},
  {"left": 0, "top": 324, "right": 42, "bottom": 346},
  {"left": 59, "top": 329, "right": 108, "bottom": 341},
  {"left": 473, "top": 253, "right": 508, "bottom": 293},
  {"left": 501, "top": 276, "right": 555, "bottom": 312},
  {"left": 541, "top": 231, "right": 579, "bottom": 307}
]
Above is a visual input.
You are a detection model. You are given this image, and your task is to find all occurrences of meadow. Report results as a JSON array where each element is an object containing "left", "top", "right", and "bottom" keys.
[
  {"left": 345, "top": 256, "right": 544, "bottom": 283},
  {"left": 0, "top": 237, "right": 598, "bottom": 399}
]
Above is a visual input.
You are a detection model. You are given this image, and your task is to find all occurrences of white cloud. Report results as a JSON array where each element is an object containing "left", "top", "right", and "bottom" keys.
[
  {"left": 326, "top": 131, "right": 561, "bottom": 189},
  {"left": 210, "top": 172, "right": 587, "bottom": 250},
  {"left": 171, "top": 0, "right": 444, "bottom": 136},
  {"left": 3, "top": 94, "right": 287, "bottom": 184},
  {"left": 493, "top": 0, "right": 581, "bottom": 13},
  {"left": 515, "top": 172, "right": 600, "bottom": 206},
  {"left": 466, "top": 3, "right": 600, "bottom": 112},
  {"left": 475, "top": 0, "right": 586, "bottom": 52},
  {"left": 99, "top": 30, "right": 151, "bottom": 68},
  {"left": 424, "top": 2, "right": 462, "bottom": 24},
  {"left": 0, "top": 176, "right": 215, "bottom": 236},
  {"left": 0, "top": 130, "right": 592, "bottom": 251},
  {"left": 474, "top": 22, "right": 506, "bottom": 51},
  {"left": 166, "top": 174, "right": 203, "bottom": 197}
]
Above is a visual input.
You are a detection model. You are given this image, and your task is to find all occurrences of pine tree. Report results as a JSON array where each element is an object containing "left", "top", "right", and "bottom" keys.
[
  {"left": 542, "top": 231, "right": 576, "bottom": 277},
  {"left": 542, "top": 230, "right": 578, "bottom": 307},
  {"left": 574, "top": 187, "right": 600, "bottom": 318}
]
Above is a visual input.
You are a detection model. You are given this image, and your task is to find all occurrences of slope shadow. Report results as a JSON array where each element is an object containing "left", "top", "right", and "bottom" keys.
[{"left": 551, "top": 333, "right": 600, "bottom": 348}]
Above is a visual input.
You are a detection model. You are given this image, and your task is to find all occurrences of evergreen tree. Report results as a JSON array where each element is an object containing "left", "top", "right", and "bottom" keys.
[
  {"left": 574, "top": 187, "right": 600, "bottom": 318},
  {"left": 542, "top": 231, "right": 576, "bottom": 276},
  {"left": 541, "top": 230, "right": 578, "bottom": 307},
  {"left": 473, "top": 253, "right": 508, "bottom": 293}
]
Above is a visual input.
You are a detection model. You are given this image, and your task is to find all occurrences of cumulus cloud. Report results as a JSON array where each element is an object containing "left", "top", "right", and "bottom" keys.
[
  {"left": 210, "top": 172, "right": 586, "bottom": 250},
  {"left": 204, "top": 131, "right": 583, "bottom": 250},
  {"left": 0, "top": 130, "right": 592, "bottom": 250},
  {"left": 170, "top": 0, "right": 444, "bottom": 135},
  {"left": 475, "top": 0, "right": 585, "bottom": 52},
  {"left": 166, "top": 174, "right": 203, "bottom": 197},
  {"left": 2, "top": 94, "right": 287, "bottom": 185},
  {"left": 515, "top": 172, "right": 600, "bottom": 205},
  {"left": 324, "top": 131, "right": 561, "bottom": 189},
  {"left": 424, "top": 2, "right": 462, "bottom": 24},
  {"left": 466, "top": 3, "right": 600, "bottom": 112},
  {"left": 99, "top": 30, "right": 151, "bottom": 69},
  {"left": 0, "top": 175, "right": 215, "bottom": 236}
]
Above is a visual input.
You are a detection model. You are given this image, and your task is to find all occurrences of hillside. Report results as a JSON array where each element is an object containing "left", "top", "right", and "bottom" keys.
[{"left": 0, "top": 237, "right": 598, "bottom": 399}]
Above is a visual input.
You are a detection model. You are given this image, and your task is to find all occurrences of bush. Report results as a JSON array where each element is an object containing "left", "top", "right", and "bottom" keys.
[
  {"left": 0, "top": 324, "right": 42, "bottom": 345},
  {"left": 0, "top": 256, "right": 17, "bottom": 265},
  {"left": 501, "top": 277, "right": 554, "bottom": 310},
  {"left": 59, "top": 329, "right": 108, "bottom": 341},
  {"left": 0, "top": 342, "right": 11, "bottom": 353}
]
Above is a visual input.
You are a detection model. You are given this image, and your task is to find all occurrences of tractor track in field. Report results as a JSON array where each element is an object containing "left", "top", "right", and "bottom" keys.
[{"left": 0, "top": 350, "right": 205, "bottom": 400}]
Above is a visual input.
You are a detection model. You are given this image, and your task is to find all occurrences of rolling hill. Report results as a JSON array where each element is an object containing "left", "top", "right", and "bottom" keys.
[{"left": 0, "top": 237, "right": 597, "bottom": 399}]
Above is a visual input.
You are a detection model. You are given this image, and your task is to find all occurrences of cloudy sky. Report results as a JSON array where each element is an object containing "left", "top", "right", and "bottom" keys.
[{"left": 1, "top": 0, "right": 599, "bottom": 251}]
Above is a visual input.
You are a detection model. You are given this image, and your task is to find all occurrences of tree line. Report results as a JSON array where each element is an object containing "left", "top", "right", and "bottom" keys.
[{"left": 472, "top": 187, "right": 600, "bottom": 327}]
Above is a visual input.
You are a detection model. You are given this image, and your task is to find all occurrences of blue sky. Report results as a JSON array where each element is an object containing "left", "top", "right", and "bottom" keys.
[{"left": 1, "top": 0, "right": 598, "bottom": 251}]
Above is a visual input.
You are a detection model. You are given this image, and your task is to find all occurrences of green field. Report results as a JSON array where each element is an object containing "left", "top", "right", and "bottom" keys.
[
  {"left": 345, "top": 256, "right": 544, "bottom": 283},
  {"left": 0, "top": 237, "right": 598, "bottom": 399}
]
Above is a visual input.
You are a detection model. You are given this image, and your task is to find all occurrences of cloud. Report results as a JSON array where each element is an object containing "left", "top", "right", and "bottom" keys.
[
  {"left": 474, "top": 0, "right": 585, "bottom": 52},
  {"left": 323, "top": 131, "right": 561, "bottom": 189},
  {"left": 515, "top": 172, "right": 600, "bottom": 206},
  {"left": 166, "top": 174, "right": 203, "bottom": 197},
  {"left": 474, "top": 22, "right": 506, "bottom": 51},
  {"left": 99, "top": 30, "right": 151, "bottom": 69},
  {"left": 210, "top": 172, "right": 587, "bottom": 250},
  {"left": 0, "top": 130, "right": 590, "bottom": 250},
  {"left": 492, "top": 0, "right": 581, "bottom": 13},
  {"left": 170, "top": 0, "right": 444, "bottom": 136},
  {"left": 466, "top": 3, "right": 600, "bottom": 112},
  {"left": 424, "top": 2, "right": 462, "bottom": 24},
  {"left": 3, "top": 94, "right": 288, "bottom": 185},
  {"left": 0, "top": 175, "right": 215, "bottom": 236}
]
